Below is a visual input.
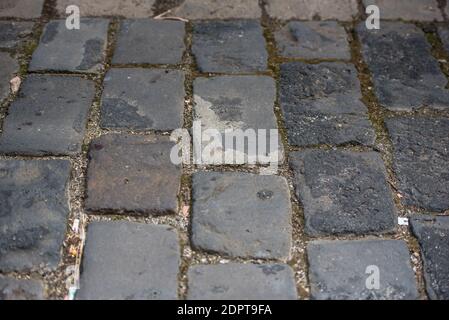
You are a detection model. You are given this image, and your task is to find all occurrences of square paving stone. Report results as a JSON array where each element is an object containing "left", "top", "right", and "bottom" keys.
[
  {"left": 113, "top": 19, "right": 185, "bottom": 65},
  {"left": 385, "top": 117, "right": 449, "bottom": 212},
  {"left": 279, "top": 62, "right": 376, "bottom": 147},
  {"left": 29, "top": 19, "right": 109, "bottom": 73},
  {"left": 265, "top": 0, "right": 358, "bottom": 21},
  {"left": 357, "top": 22, "right": 449, "bottom": 111},
  {"left": 410, "top": 215, "right": 449, "bottom": 300},
  {"left": 0, "top": 0, "right": 44, "bottom": 18},
  {"left": 0, "top": 75, "right": 96, "bottom": 156},
  {"left": 290, "top": 150, "right": 396, "bottom": 236},
  {"left": 0, "top": 276, "right": 44, "bottom": 300},
  {"left": 192, "top": 20, "right": 268, "bottom": 74},
  {"left": 193, "top": 76, "right": 282, "bottom": 164},
  {"left": 363, "top": 0, "right": 443, "bottom": 21},
  {"left": 191, "top": 172, "right": 292, "bottom": 260},
  {"left": 275, "top": 21, "right": 350, "bottom": 60},
  {"left": 0, "top": 52, "right": 18, "bottom": 102},
  {"left": 56, "top": 0, "right": 155, "bottom": 18},
  {"left": 85, "top": 134, "right": 181, "bottom": 215},
  {"left": 187, "top": 263, "right": 297, "bottom": 300},
  {"left": 0, "top": 160, "right": 71, "bottom": 272},
  {"left": 0, "top": 21, "right": 34, "bottom": 49},
  {"left": 172, "top": 0, "right": 261, "bottom": 19},
  {"left": 100, "top": 68, "right": 185, "bottom": 131},
  {"left": 77, "top": 221, "right": 180, "bottom": 300},
  {"left": 307, "top": 240, "right": 419, "bottom": 300}
]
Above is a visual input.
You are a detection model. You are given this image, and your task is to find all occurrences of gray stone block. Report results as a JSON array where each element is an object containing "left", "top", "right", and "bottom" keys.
[{"left": 0, "top": 276, "right": 44, "bottom": 300}]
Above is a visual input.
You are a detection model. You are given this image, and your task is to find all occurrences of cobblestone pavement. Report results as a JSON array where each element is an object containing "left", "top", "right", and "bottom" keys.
[{"left": 0, "top": 0, "right": 448, "bottom": 300}]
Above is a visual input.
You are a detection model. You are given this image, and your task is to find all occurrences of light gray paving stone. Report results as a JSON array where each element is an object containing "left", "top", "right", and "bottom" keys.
[
  {"left": 86, "top": 134, "right": 181, "bottom": 215},
  {"left": 410, "top": 215, "right": 449, "bottom": 300},
  {"left": 275, "top": 21, "right": 350, "bottom": 60},
  {"left": 385, "top": 117, "right": 449, "bottom": 212},
  {"left": 357, "top": 22, "right": 449, "bottom": 111},
  {"left": 279, "top": 62, "right": 376, "bottom": 147},
  {"left": 188, "top": 263, "right": 297, "bottom": 300},
  {"left": 193, "top": 75, "right": 282, "bottom": 164},
  {"left": 363, "top": 0, "right": 443, "bottom": 21},
  {"left": 0, "top": 75, "right": 95, "bottom": 156},
  {"left": 0, "top": 21, "right": 34, "bottom": 49},
  {"left": 56, "top": 0, "right": 155, "bottom": 18},
  {"left": 0, "top": 0, "right": 44, "bottom": 18},
  {"left": 100, "top": 68, "right": 185, "bottom": 131},
  {"left": 29, "top": 19, "right": 109, "bottom": 73},
  {"left": 191, "top": 172, "right": 292, "bottom": 259},
  {"left": 265, "top": 0, "right": 359, "bottom": 21},
  {"left": 0, "top": 52, "right": 18, "bottom": 102},
  {"left": 289, "top": 150, "right": 396, "bottom": 236},
  {"left": 0, "top": 160, "right": 71, "bottom": 272},
  {"left": 172, "top": 0, "right": 261, "bottom": 19},
  {"left": 307, "top": 240, "right": 419, "bottom": 300},
  {"left": 192, "top": 20, "right": 268, "bottom": 73},
  {"left": 77, "top": 221, "right": 180, "bottom": 300},
  {"left": 113, "top": 19, "right": 185, "bottom": 65},
  {"left": 0, "top": 276, "right": 44, "bottom": 300}
]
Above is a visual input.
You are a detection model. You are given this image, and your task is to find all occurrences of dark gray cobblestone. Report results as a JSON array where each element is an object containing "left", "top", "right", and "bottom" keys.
[
  {"left": 0, "top": 160, "right": 71, "bottom": 272},
  {"left": 192, "top": 172, "right": 292, "bottom": 260},
  {"left": 188, "top": 263, "right": 297, "bottom": 300},
  {"left": 290, "top": 150, "right": 396, "bottom": 236},
  {"left": 0, "top": 0, "right": 44, "bottom": 18},
  {"left": 0, "top": 21, "right": 34, "bottom": 49},
  {"left": 0, "top": 75, "right": 95, "bottom": 156},
  {"left": 280, "top": 62, "right": 376, "bottom": 147},
  {"left": 77, "top": 221, "right": 180, "bottom": 300},
  {"left": 0, "top": 275, "right": 44, "bottom": 300},
  {"left": 410, "top": 215, "right": 449, "bottom": 300},
  {"left": 29, "top": 19, "right": 109, "bottom": 73},
  {"left": 113, "top": 20, "right": 185, "bottom": 65},
  {"left": 275, "top": 21, "right": 350, "bottom": 60},
  {"left": 86, "top": 134, "right": 181, "bottom": 215},
  {"left": 386, "top": 117, "right": 449, "bottom": 212},
  {"left": 0, "top": 53, "right": 18, "bottom": 102},
  {"left": 307, "top": 240, "right": 419, "bottom": 300},
  {"left": 192, "top": 20, "right": 268, "bottom": 74},
  {"left": 357, "top": 22, "right": 449, "bottom": 111},
  {"left": 100, "top": 68, "right": 185, "bottom": 131}
]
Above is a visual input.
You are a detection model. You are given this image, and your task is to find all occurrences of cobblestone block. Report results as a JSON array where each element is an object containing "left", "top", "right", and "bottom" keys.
[
  {"left": 0, "top": 21, "right": 34, "bottom": 49},
  {"left": 56, "top": 0, "right": 155, "bottom": 18},
  {"left": 0, "top": 0, "right": 44, "bottom": 18},
  {"left": 172, "top": 0, "right": 261, "bottom": 19},
  {"left": 0, "top": 53, "right": 18, "bottom": 102},
  {"left": 363, "top": 0, "right": 443, "bottom": 21},
  {"left": 0, "top": 276, "right": 44, "bottom": 300}
]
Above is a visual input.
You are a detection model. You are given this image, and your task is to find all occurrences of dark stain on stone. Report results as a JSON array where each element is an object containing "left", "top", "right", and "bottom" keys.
[
  {"left": 257, "top": 189, "right": 273, "bottom": 200},
  {"left": 101, "top": 98, "right": 153, "bottom": 129},
  {"left": 78, "top": 38, "right": 103, "bottom": 71},
  {"left": 210, "top": 97, "right": 243, "bottom": 121},
  {"left": 259, "top": 264, "right": 285, "bottom": 275},
  {"left": 41, "top": 21, "right": 59, "bottom": 44}
]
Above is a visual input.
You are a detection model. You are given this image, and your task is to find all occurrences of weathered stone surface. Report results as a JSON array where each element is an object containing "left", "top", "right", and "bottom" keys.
[
  {"left": 0, "top": 160, "right": 71, "bottom": 272},
  {"left": 193, "top": 76, "right": 281, "bottom": 164},
  {"left": 280, "top": 62, "right": 375, "bottom": 147},
  {"left": 113, "top": 19, "right": 185, "bottom": 65},
  {"left": 77, "top": 221, "right": 180, "bottom": 300},
  {"left": 192, "top": 172, "right": 292, "bottom": 259},
  {"left": 357, "top": 22, "right": 449, "bottom": 111},
  {"left": 386, "top": 117, "right": 449, "bottom": 212},
  {"left": 437, "top": 26, "right": 449, "bottom": 55},
  {"left": 307, "top": 240, "right": 419, "bottom": 300},
  {"left": 275, "top": 21, "right": 350, "bottom": 60},
  {"left": 0, "top": 21, "right": 34, "bottom": 49},
  {"left": 172, "top": 0, "right": 261, "bottom": 19},
  {"left": 410, "top": 215, "right": 449, "bottom": 300},
  {"left": 188, "top": 263, "right": 297, "bottom": 300},
  {"left": 363, "top": 0, "right": 443, "bottom": 21},
  {"left": 29, "top": 19, "right": 109, "bottom": 73},
  {"left": 265, "top": 0, "right": 358, "bottom": 21},
  {"left": 0, "top": 0, "right": 44, "bottom": 18},
  {"left": 0, "top": 75, "right": 95, "bottom": 156},
  {"left": 101, "top": 68, "right": 185, "bottom": 131},
  {"left": 56, "top": 0, "right": 155, "bottom": 17},
  {"left": 192, "top": 20, "right": 267, "bottom": 73},
  {"left": 0, "top": 276, "right": 44, "bottom": 300},
  {"left": 0, "top": 52, "right": 18, "bottom": 102},
  {"left": 86, "top": 134, "right": 181, "bottom": 215},
  {"left": 290, "top": 150, "right": 396, "bottom": 236}
]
